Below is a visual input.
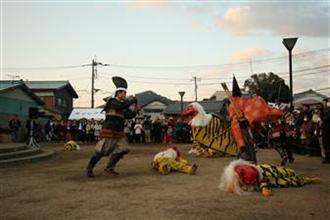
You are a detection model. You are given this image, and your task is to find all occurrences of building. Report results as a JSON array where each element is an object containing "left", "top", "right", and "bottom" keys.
[
  {"left": 0, "top": 81, "right": 44, "bottom": 138},
  {"left": 163, "top": 100, "right": 225, "bottom": 117},
  {"left": 209, "top": 91, "right": 228, "bottom": 101},
  {"left": 293, "top": 89, "right": 328, "bottom": 107},
  {"left": 101, "top": 90, "right": 173, "bottom": 120},
  {"left": 2, "top": 80, "right": 79, "bottom": 118},
  {"left": 209, "top": 90, "right": 251, "bottom": 101}
]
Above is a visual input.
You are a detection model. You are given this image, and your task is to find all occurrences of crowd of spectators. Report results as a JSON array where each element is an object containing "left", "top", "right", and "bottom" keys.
[
  {"left": 6, "top": 115, "right": 192, "bottom": 145},
  {"left": 124, "top": 116, "right": 191, "bottom": 144},
  {"left": 255, "top": 98, "right": 330, "bottom": 163},
  {"left": 289, "top": 98, "right": 330, "bottom": 163},
  {"left": 4, "top": 98, "right": 329, "bottom": 163}
]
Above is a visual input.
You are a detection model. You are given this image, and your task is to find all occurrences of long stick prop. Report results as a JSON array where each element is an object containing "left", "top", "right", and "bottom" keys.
[{"left": 220, "top": 83, "right": 244, "bottom": 120}]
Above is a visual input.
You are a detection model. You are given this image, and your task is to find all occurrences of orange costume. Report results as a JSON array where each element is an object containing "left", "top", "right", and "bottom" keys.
[{"left": 228, "top": 96, "right": 283, "bottom": 150}]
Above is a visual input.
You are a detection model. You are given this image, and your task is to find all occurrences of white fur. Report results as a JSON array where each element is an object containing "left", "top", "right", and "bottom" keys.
[
  {"left": 153, "top": 148, "right": 178, "bottom": 161},
  {"left": 189, "top": 102, "right": 212, "bottom": 127},
  {"left": 218, "top": 159, "right": 263, "bottom": 195}
]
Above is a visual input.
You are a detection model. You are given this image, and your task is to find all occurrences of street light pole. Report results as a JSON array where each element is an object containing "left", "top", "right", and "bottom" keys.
[
  {"left": 179, "top": 91, "right": 185, "bottom": 117},
  {"left": 282, "top": 37, "right": 298, "bottom": 111},
  {"left": 288, "top": 49, "right": 293, "bottom": 109}
]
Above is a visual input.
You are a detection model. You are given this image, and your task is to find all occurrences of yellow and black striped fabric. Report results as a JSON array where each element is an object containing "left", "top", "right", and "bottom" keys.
[
  {"left": 257, "top": 164, "right": 313, "bottom": 190},
  {"left": 191, "top": 115, "right": 238, "bottom": 157},
  {"left": 64, "top": 141, "right": 80, "bottom": 151}
]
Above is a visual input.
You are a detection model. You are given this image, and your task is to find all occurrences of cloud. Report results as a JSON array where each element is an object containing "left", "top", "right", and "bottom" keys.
[
  {"left": 230, "top": 48, "right": 273, "bottom": 62},
  {"left": 186, "top": 4, "right": 212, "bottom": 14},
  {"left": 126, "top": 1, "right": 167, "bottom": 9},
  {"left": 214, "top": 2, "right": 329, "bottom": 37}
]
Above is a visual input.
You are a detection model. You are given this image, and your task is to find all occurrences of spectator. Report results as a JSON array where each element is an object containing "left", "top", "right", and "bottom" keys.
[
  {"left": 300, "top": 113, "right": 314, "bottom": 155},
  {"left": 77, "top": 119, "right": 86, "bottom": 142},
  {"left": 143, "top": 116, "right": 152, "bottom": 143},
  {"left": 174, "top": 117, "right": 185, "bottom": 143},
  {"left": 94, "top": 121, "right": 102, "bottom": 142},
  {"left": 128, "top": 120, "right": 135, "bottom": 143},
  {"left": 58, "top": 120, "right": 66, "bottom": 142},
  {"left": 134, "top": 119, "right": 143, "bottom": 143},
  {"left": 45, "top": 119, "right": 53, "bottom": 141},
  {"left": 71, "top": 120, "right": 78, "bottom": 141},
  {"left": 124, "top": 121, "right": 131, "bottom": 141},
  {"left": 152, "top": 118, "right": 162, "bottom": 143},
  {"left": 164, "top": 117, "right": 174, "bottom": 144},
  {"left": 66, "top": 120, "right": 74, "bottom": 141},
  {"left": 86, "top": 120, "right": 95, "bottom": 143},
  {"left": 321, "top": 98, "right": 330, "bottom": 163},
  {"left": 8, "top": 115, "right": 21, "bottom": 142}
]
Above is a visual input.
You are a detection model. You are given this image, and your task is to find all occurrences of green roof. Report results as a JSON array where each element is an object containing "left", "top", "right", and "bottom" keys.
[
  {"left": 0, "top": 81, "right": 44, "bottom": 105},
  {"left": 0, "top": 80, "right": 78, "bottom": 98}
]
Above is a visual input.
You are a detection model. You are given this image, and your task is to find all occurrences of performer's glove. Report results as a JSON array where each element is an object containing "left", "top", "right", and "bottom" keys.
[{"left": 132, "top": 96, "right": 138, "bottom": 104}]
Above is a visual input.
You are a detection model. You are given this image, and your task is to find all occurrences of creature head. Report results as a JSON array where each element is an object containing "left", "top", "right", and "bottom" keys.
[
  {"left": 182, "top": 103, "right": 198, "bottom": 118},
  {"left": 219, "top": 159, "right": 262, "bottom": 195},
  {"left": 182, "top": 102, "right": 212, "bottom": 126}
]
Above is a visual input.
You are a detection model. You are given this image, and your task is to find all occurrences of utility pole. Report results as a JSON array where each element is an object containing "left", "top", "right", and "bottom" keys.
[
  {"left": 85, "top": 58, "right": 110, "bottom": 108},
  {"left": 91, "top": 59, "right": 97, "bottom": 108},
  {"left": 192, "top": 76, "right": 200, "bottom": 102},
  {"left": 249, "top": 59, "right": 254, "bottom": 75}
]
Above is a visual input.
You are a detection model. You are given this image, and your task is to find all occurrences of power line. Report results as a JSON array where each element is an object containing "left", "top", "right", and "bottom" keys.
[
  {"left": 101, "top": 48, "right": 329, "bottom": 71},
  {"left": 198, "top": 69, "right": 330, "bottom": 86},
  {"left": 201, "top": 65, "right": 330, "bottom": 80},
  {"left": 97, "top": 72, "right": 190, "bottom": 81},
  {"left": 1, "top": 48, "right": 327, "bottom": 73},
  {"left": 98, "top": 75, "right": 193, "bottom": 85},
  {"left": 97, "top": 65, "right": 329, "bottom": 84},
  {"left": 1, "top": 64, "right": 87, "bottom": 71}
]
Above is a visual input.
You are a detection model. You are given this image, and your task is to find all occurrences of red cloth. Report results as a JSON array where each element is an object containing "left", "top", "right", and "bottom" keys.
[
  {"left": 228, "top": 96, "right": 283, "bottom": 148},
  {"left": 234, "top": 165, "right": 259, "bottom": 185}
]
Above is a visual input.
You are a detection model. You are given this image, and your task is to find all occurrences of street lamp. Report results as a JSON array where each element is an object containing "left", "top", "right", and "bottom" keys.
[
  {"left": 282, "top": 37, "right": 298, "bottom": 111},
  {"left": 178, "top": 91, "right": 185, "bottom": 116}
]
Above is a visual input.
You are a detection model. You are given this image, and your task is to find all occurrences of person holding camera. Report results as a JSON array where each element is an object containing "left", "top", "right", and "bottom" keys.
[{"left": 86, "top": 77, "right": 138, "bottom": 177}]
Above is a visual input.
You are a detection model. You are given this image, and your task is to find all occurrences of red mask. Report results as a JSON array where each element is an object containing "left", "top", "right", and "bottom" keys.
[
  {"left": 234, "top": 165, "right": 259, "bottom": 185},
  {"left": 182, "top": 105, "right": 197, "bottom": 117}
]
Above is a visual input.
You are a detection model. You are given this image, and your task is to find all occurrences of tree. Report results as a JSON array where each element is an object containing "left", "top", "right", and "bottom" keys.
[{"left": 244, "top": 72, "right": 290, "bottom": 103}]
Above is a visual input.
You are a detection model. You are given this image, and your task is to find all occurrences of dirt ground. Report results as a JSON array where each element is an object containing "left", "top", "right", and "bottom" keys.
[{"left": 1, "top": 143, "right": 330, "bottom": 220}]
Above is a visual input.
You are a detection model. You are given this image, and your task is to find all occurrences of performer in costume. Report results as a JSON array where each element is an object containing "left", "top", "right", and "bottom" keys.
[
  {"left": 219, "top": 159, "right": 320, "bottom": 196},
  {"left": 152, "top": 145, "right": 198, "bottom": 175},
  {"left": 86, "top": 77, "right": 137, "bottom": 177},
  {"left": 225, "top": 76, "right": 284, "bottom": 162},
  {"left": 182, "top": 102, "right": 238, "bottom": 157}
]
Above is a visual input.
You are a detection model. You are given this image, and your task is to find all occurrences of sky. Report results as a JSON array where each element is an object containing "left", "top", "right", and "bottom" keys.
[{"left": 1, "top": 0, "right": 329, "bottom": 107}]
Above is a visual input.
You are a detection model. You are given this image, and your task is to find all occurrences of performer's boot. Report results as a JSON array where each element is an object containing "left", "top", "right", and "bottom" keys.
[
  {"left": 304, "top": 177, "right": 321, "bottom": 184},
  {"left": 86, "top": 152, "right": 103, "bottom": 178},
  {"left": 104, "top": 149, "right": 130, "bottom": 176},
  {"left": 288, "top": 152, "right": 295, "bottom": 163},
  {"left": 188, "top": 164, "right": 198, "bottom": 175}
]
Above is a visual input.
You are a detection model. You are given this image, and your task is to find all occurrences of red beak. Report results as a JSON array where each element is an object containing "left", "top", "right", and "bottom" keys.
[{"left": 182, "top": 105, "right": 197, "bottom": 117}]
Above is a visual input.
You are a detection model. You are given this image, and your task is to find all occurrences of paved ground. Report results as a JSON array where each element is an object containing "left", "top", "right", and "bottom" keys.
[{"left": 1, "top": 143, "right": 330, "bottom": 220}]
